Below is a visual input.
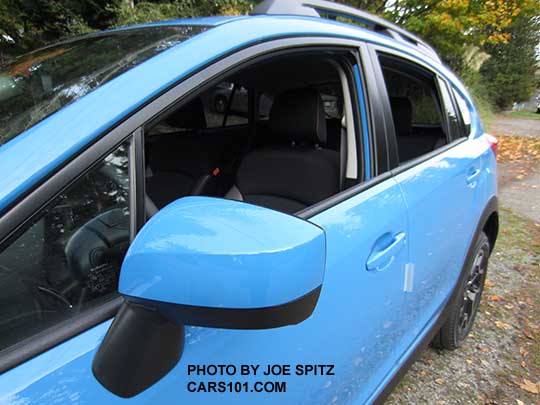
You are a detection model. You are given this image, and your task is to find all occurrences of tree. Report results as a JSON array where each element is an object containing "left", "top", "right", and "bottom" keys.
[
  {"left": 0, "top": 0, "right": 121, "bottom": 60},
  {"left": 480, "top": 9, "right": 540, "bottom": 109},
  {"left": 112, "top": 0, "right": 252, "bottom": 27},
  {"left": 0, "top": 0, "right": 254, "bottom": 60},
  {"left": 336, "top": 0, "right": 530, "bottom": 73}
]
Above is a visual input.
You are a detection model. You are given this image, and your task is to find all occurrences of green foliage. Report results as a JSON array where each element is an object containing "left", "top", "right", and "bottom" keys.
[
  {"left": 337, "top": 0, "right": 537, "bottom": 84},
  {"left": 112, "top": 2, "right": 199, "bottom": 27},
  {"left": 0, "top": 0, "right": 252, "bottom": 61},
  {"left": 460, "top": 67, "right": 495, "bottom": 123},
  {"left": 0, "top": 0, "right": 120, "bottom": 60},
  {"left": 337, "top": 0, "right": 539, "bottom": 113},
  {"left": 507, "top": 111, "right": 540, "bottom": 120},
  {"left": 112, "top": 1, "right": 252, "bottom": 27},
  {"left": 480, "top": 11, "right": 540, "bottom": 110}
]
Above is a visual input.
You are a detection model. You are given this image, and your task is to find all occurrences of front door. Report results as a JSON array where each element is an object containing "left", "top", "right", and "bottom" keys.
[{"left": 0, "top": 177, "right": 410, "bottom": 405}]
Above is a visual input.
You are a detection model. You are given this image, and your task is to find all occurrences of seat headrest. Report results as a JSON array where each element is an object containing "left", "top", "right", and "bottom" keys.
[
  {"left": 166, "top": 97, "right": 207, "bottom": 130},
  {"left": 269, "top": 88, "right": 327, "bottom": 145},
  {"left": 389, "top": 97, "right": 412, "bottom": 138}
]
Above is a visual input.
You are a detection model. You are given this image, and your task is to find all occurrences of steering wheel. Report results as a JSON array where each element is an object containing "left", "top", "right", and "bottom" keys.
[{"left": 64, "top": 208, "right": 130, "bottom": 297}]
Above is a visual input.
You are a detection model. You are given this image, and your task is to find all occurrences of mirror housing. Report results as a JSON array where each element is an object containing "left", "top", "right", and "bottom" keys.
[
  {"left": 93, "top": 197, "right": 326, "bottom": 397},
  {"left": 121, "top": 196, "right": 326, "bottom": 327}
]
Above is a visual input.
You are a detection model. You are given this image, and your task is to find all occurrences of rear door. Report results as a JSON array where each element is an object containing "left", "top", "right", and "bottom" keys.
[{"left": 370, "top": 46, "right": 483, "bottom": 343}]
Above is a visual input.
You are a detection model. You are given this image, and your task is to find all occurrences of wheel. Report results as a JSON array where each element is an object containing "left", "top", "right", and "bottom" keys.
[
  {"left": 433, "top": 231, "right": 490, "bottom": 350},
  {"left": 214, "top": 95, "right": 228, "bottom": 113}
]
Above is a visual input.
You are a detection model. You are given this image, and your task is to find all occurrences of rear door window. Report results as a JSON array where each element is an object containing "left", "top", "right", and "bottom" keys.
[{"left": 378, "top": 53, "right": 449, "bottom": 163}]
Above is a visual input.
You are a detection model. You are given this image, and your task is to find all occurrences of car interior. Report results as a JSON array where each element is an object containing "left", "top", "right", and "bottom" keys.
[{"left": 144, "top": 51, "right": 360, "bottom": 217}]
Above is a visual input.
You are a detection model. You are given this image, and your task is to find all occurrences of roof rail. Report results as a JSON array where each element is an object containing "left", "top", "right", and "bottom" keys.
[{"left": 251, "top": 0, "right": 441, "bottom": 63}]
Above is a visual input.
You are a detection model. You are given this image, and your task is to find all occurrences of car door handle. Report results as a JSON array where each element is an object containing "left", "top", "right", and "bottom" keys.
[
  {"left": 466, "top": 167, "right": 481, "bottom": 186},
  {"left": 366, "top": 232, "right": 407, "bottom": 271}
]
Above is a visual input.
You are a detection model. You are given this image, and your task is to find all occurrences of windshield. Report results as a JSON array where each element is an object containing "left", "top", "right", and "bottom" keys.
[{"left": 0, "top": 25, "right": 208, "bottom": 145}]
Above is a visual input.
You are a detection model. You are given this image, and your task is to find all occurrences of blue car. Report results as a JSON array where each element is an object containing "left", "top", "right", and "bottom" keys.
[{"left": 0, "top": 0, "right": 499, "bottom": 403}]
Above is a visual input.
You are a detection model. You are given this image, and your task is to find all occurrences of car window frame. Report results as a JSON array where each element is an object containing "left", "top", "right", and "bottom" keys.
[
  {"left": 0, "top": 131, "right": 138, "bottom": 374},
  {"left": 0, "top": 35, "right": 375, "bottom": 373},
  {"left": 366, "top": 43, "right": 468, "bottom": 174},
  {"left": 449, "top": 83, "right": 472, "bottom": 138},
  {"left": 436, "top": 76, "right": 467, "bottom": 142}
]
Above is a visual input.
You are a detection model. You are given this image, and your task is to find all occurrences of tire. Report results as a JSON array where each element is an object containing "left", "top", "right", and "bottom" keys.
[{"left": 433, "top": 231, "right": 490, "bottom": 350}]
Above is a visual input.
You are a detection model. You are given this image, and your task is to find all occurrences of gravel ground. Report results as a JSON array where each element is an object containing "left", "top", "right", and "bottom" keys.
[
  {"left": 386, "top": 116, "right": 540, "bottom": 404},
  {"left": 487, "top": 114, "right": 540, "bottom": 139}
]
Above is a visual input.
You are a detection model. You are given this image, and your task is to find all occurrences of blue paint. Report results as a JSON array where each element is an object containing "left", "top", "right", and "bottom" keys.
[
  {"left": 120, "top": 197, "right": 326, "bottom": 308},
  {"left": 353, "top": 64, "right": 371, "bottom": 179}
]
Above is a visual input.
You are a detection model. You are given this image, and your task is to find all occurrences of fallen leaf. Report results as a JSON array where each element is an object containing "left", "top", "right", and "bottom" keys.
[
  {"left": 466, "top": 359, "right": 473, "bottom": 364},
  {"left": 517, "top": 399, "right": 524, "bottom": 405},
  {"left": 519, "top": 379, "right": 539, "bottom": 394},
  {"left": 495, "top": 321, "right": 511, "bottom": 330},
  {"left": 435, "top": 378, "right": 445, "bottom": 385},
  {"left": 485, "top": 279, "right": 495, "bottom": 288},
  {"left": 523, "top": 330, "right": 534, "bottom": 339},
  {"left": 496, "top": 134, "right": 540, "bottom": 164},
  {"left": 489, "top": 294, "right": 503, "bottom": 302},
  {"left": 478, "top": 346, "right": 490, "bottom": 353}
]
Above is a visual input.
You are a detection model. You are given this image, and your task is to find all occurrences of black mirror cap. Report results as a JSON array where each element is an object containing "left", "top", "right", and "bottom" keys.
[
  {"left": 92, "top": 301, "right": 184, "bottom": 398},
  {"left": 126, "top": 284, "right": 322, "bottom": 330}
]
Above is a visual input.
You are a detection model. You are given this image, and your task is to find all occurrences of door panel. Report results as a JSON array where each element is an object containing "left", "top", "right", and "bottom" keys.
[
  {"left": 307, "top": 178, "right": 410, "bottom": 402},
  {"left": 393, "top": 140, "right": 484, "bottom": 340},
  {"left": 0, "top": 177, "right": 409, "bottom": 404}
]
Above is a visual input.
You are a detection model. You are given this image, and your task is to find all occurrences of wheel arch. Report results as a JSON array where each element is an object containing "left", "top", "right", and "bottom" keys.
[{"left": 483, "top": 209, "right": 499, "bottom": 253}]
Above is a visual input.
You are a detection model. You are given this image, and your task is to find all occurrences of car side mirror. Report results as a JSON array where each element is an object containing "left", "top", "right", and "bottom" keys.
[{"left": 93, "top": 197, "right": 326, "bottom": 398}]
